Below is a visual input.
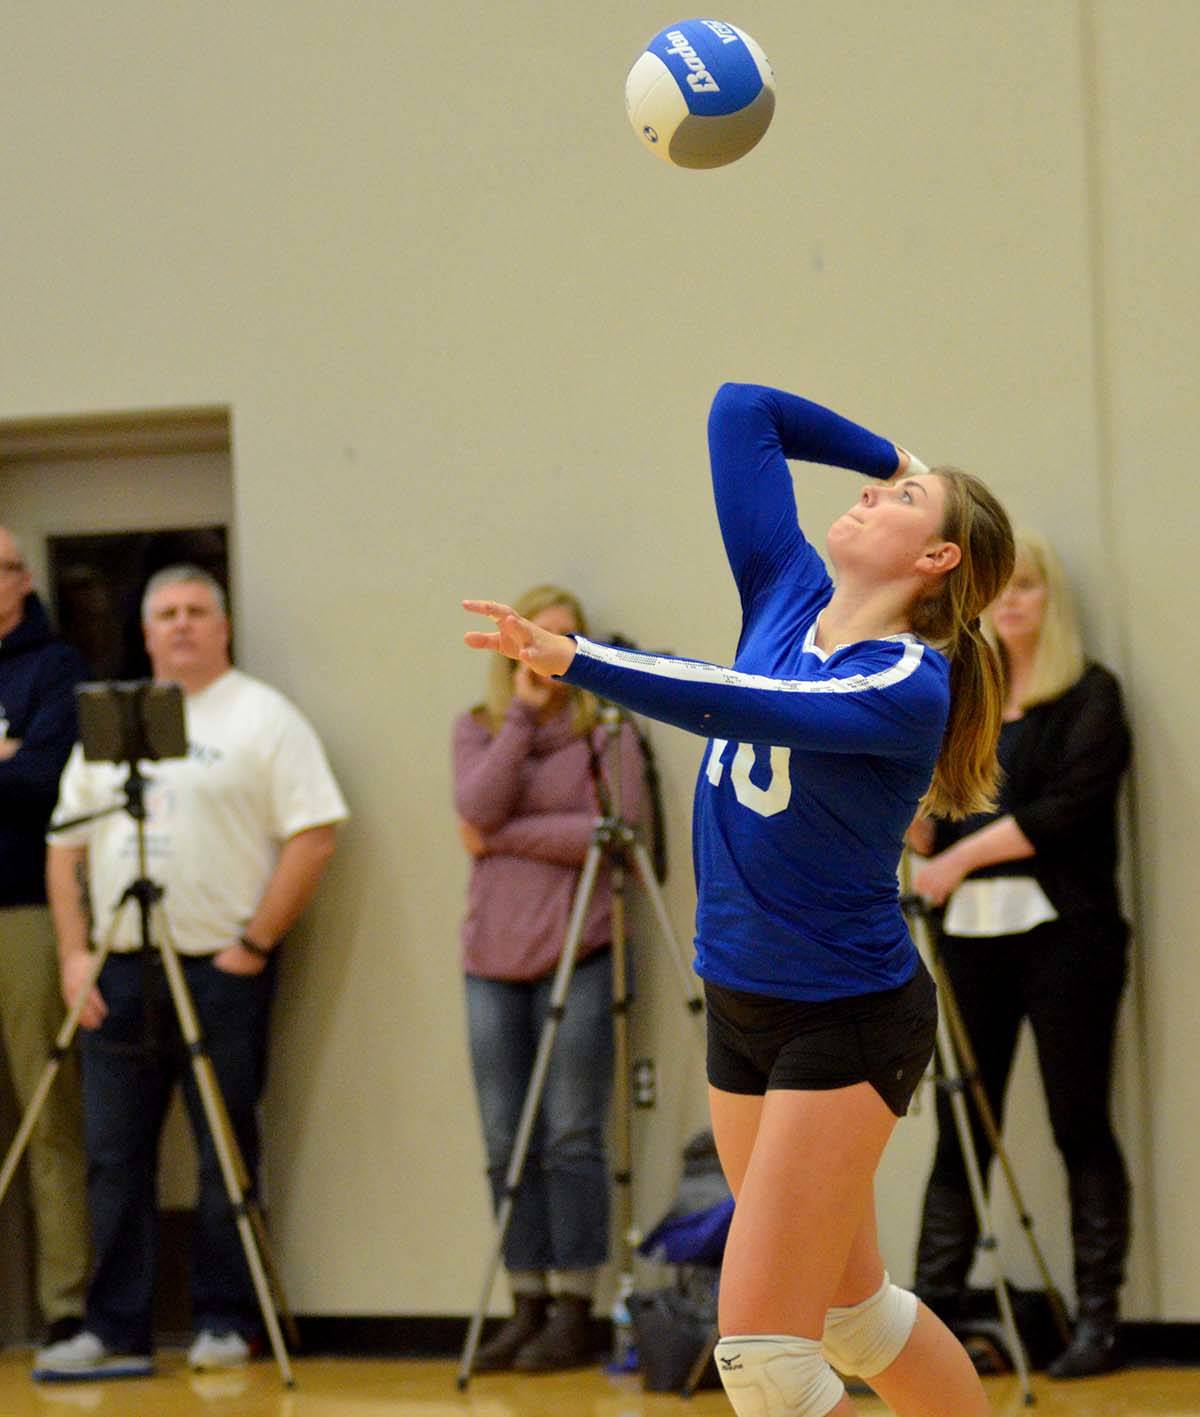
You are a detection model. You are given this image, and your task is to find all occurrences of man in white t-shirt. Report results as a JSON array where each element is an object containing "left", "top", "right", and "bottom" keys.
[{"left": 34, "top": 566, "right": 348, "bottom": 1382}]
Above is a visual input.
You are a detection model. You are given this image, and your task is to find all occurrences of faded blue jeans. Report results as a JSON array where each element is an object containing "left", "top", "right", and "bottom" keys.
[{"left": 465, "top": 948, "right": 614, "bottom": 1274}]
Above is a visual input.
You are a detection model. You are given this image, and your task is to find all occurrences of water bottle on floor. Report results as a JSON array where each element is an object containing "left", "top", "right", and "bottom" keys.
[{"left": 608, "top": 1273, "right": 638, "bottom": 1374}]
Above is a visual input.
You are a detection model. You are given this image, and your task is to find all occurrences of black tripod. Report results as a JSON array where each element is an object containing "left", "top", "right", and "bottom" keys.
[
  {"left": 901, "top": 875, "right": 1072, "bottom": 1405},
  {"left": 456, "top": 705, "right": 705, "bottom": 1389},
  {"left": 0, "top": 760, "right": 299, "bottom": 1387}
]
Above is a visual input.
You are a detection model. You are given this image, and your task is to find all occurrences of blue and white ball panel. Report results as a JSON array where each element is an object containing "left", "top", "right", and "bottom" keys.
[
  {"left": 625, "top": 20, "right": 775, "bottom": 169},
  {"left": 646, "top": 19, "right": 768, "bottom": 116}
]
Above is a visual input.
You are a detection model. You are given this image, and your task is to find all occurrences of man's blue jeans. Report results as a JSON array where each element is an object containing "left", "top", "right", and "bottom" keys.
[
  {"left": 465, "top": 949, "right": 614, "bottom": 1274},
  {"left": 79, "top": 951, "right": 274, "bottom": 1352}
]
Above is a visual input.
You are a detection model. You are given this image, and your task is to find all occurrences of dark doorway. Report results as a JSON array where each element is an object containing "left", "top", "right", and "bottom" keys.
[{"left": 48, "top": 526, "right": 229, "bottom": 679}]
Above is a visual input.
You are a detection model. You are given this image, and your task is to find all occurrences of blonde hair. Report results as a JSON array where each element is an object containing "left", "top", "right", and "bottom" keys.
[
  {"left": 909, "top": 468, "right": 1015, "bottom": 819},
  {"left": 477, "top": 584, "right": 600, "bottom": 736},
  {"left": 984, "top": 529, "right": 1084, "bottom": 709}
]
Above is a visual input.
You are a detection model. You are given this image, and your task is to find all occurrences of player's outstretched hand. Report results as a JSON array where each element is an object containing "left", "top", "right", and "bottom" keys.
[{"left": 462, "top": 599, "right": 577, "bottom": 678}]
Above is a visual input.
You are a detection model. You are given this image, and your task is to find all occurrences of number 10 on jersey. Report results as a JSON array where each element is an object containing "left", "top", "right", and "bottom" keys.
[{"left": 706, "top": 740, "right": 792, "bottom": 818}]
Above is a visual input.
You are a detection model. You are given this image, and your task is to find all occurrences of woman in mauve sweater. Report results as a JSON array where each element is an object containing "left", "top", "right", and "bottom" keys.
[{"left": 453, "top": 583, "right": 642, "bottom": 1373}]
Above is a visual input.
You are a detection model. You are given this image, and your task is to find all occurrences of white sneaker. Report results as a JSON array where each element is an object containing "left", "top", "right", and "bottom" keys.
[
  {"left": 187, "top": 1329, "right": 252, "bottom": 1371},
  {"left": 32, "top": 1329, "right": 154, "bottom": 1381}
]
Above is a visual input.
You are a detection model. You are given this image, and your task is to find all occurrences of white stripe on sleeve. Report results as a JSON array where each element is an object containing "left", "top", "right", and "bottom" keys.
[{"left": 572, "top": 636, "right": 926, "bottom": 697}]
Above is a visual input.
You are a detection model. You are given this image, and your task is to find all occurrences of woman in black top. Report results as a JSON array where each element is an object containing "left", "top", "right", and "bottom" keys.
[{"left": 910, "top": 529, "right": 1131, "bottom": 1380}]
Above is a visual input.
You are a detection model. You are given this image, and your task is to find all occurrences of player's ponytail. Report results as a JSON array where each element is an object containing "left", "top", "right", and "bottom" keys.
[{"left": 910, "top": 468, "right": 1014, "bottom": 819}]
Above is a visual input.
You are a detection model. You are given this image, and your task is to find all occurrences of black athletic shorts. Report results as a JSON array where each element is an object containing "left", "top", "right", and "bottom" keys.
[{"left": 704, "top": 960, "right": 938, "bottom": 1117}]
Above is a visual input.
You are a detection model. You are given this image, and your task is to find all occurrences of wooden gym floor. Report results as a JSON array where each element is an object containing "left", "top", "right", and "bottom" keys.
[{"left": 2, "top": 1352, "right": 1199, "bottom": 1417}]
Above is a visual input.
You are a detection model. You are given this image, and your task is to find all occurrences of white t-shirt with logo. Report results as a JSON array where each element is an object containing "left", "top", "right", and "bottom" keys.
[{"left": 49, "top": 669, "right": 349, "bottom": 955}]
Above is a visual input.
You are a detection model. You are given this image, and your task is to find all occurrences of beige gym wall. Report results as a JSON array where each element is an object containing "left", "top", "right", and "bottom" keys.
[{"left": 1, "top": 1, "right": 1195, "bottom": 1320}]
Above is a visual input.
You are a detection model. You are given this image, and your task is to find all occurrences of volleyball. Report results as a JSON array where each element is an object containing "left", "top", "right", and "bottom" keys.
[{"left": 624, "top": 19, "right": 775, "bottom": 169}]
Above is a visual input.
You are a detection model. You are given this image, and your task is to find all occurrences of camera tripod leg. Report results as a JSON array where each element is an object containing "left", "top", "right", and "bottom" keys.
[
  {"left": 614, "top": 827, "right": 708, "bottom": 1377},
  {"left": 153, "top": 908, "right": 296, "bottom": 1388},
  {"left": 245, "top": 1207, "right": 301, "bottom": 1351},
  {"left": 627, "top": 838, "right": 706, "bottom": 1024},
  {"left": 457, "top": 840, "right": 606, "bottom": 1390},
  {"left": 903, "top": 901, "right": 1035, "bottom": 1406},
  {"left": 933, "top": 957, "right": 1072, "bottom": 1348},
  {"left": 932, "top": 978, "right": 1034, "bottom": 1402},
  {"left": 609, "top": 840, "right": 636, "bottom": 1293},
  {"left": 0, "top": 910, "right": 120, "bottom": 1211},
  {"left": 682, "top": 1324, "right": 719, "bottom": 1397},
  {"left": 172, "top": 1026, "right": 301, "bottom": 1352}
]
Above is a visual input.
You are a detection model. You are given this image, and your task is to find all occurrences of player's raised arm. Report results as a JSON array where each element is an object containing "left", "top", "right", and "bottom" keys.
[{"left": 707, "top": 382, "right": 908, "bottom": 603}]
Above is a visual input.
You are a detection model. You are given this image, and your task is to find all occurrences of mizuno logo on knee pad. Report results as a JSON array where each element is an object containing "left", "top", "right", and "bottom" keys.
[{"left": 714, "top": 1335, "right": 845, "bottom": 1417}]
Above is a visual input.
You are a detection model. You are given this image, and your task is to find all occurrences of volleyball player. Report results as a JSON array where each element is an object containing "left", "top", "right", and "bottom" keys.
[{"left": 463, "top": 381, "right": 1014, "bottom": 1417}]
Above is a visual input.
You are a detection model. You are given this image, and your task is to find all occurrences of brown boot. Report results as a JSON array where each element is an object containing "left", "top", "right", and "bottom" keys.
[
  {"left": 472, "top": 1294, "right": 550, "bottom": 1373},
  {"left": 512, "top": 1294, "right": 594, "bottom": 1372}
]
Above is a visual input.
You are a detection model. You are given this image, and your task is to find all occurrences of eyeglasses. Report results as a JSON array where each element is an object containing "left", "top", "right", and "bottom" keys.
[{"left": 0, "top": 560, "right": 27, "bottom": 574}]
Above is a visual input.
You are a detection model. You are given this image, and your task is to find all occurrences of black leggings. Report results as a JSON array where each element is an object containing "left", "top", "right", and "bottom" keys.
[
  {"left": 919, "top": 915, "right": 1130, "bottom": 1304},
  {"left": 931, "top": 916, "right": 1127, "bottom": 1175}
]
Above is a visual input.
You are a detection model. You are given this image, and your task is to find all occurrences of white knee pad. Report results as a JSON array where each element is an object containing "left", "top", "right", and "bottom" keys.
[
  {"left": 714, "top": 1334, "right": 845, "bottom": 1417},
  {"left": 821, "top": 1272, "right": 918, "bottom": 1379}
]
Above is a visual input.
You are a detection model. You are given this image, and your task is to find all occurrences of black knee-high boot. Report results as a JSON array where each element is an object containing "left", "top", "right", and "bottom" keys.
[
  {"left": 914, "top": 1179, "right": 980, "bottom": 1322},
  {"left": 1048, "top": 1162, "right": 1130, "bottom": 1379}
]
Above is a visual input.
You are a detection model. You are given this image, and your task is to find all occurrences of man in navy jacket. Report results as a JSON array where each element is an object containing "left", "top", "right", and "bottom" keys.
[{"left": 0, "top": 524, "right": 90, "bottom": 1343}]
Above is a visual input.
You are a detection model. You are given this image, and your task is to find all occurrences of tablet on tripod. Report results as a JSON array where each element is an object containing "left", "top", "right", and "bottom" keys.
[{"left": 75, "top": 680, "right": 187, "bottom": 764}]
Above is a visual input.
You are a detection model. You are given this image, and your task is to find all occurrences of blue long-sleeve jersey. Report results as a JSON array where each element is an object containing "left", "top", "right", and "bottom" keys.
[{"left": 561, "top": 383, "right": 950, "bottom": 1000}]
